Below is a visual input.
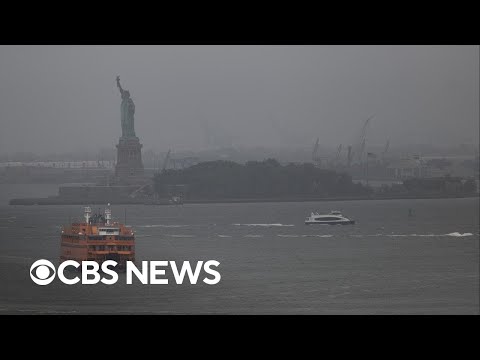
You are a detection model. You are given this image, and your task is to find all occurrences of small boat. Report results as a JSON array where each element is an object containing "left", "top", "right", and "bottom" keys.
[{"left": 305, "top": 210, "right": 355, "bottom": 225}]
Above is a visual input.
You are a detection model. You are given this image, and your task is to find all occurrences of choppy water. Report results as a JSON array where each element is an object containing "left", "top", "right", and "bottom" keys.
[{"left": 0, "top": 184, "right": 478, "bottom": 314}]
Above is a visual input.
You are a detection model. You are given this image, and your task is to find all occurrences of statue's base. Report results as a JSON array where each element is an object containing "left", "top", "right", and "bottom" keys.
[
  {"left": 115, "top": 136, "right": 145, "bottom": 185},
  {"left": 119, "top": 136, "right": 139, "bottom": 142}
]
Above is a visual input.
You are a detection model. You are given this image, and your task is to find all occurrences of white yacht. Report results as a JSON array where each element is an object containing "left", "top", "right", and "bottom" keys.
[{"left": 305, "top": 210, "right": 355, "bottom": 225}]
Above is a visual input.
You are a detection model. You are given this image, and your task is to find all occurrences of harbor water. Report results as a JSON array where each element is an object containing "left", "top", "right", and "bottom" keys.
[{"left": 0, "top": 184, "right": 478, "bottom": 314}]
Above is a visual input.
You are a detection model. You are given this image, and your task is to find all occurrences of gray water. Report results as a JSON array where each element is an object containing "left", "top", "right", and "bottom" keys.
[{"left": 0, "top": 184, "right": 478, "bottom": 314}]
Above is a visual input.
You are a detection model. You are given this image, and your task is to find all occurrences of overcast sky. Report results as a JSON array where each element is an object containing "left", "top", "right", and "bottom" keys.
[{"left": 0, "top": 45, "right": 478, "bottom": 155}]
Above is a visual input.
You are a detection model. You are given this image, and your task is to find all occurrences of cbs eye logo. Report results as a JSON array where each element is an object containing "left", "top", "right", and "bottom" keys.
[{"left": 30, "top": 259, "right": 56, "bottom": 285}]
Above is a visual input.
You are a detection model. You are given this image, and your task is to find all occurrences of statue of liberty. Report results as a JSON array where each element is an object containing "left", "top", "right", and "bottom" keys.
[{"left": 116, "top": 76, "right": 136, "bottom": 138}]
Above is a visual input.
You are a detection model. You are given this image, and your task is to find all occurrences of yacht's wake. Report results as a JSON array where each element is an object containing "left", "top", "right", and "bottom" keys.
[
  {"left": 138, "top": 224, "right": 190, "bottom": 228},
  {"left": 445, "top": 232, "right": 473, "bottom": 237},
  {"left": 165, "top": 234, "right": 195, "bottom": 238},
  {"left": 301, "top": 234, "right": 333, "bottom": 238},
  {"left": 233, "top": 223, "right": 294, "bottom": 227},
  {"left": 383, "top": 233, "right": 474, "bottom": 238}
]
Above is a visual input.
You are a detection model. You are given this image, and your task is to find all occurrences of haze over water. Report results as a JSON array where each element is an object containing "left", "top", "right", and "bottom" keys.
[{"left": 0, "top": 45, "right": 478, "bottom": 154}]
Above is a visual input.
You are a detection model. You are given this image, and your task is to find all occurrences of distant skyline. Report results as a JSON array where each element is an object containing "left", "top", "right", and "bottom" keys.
[{"left": 0, "top": 45, "right": 478, "bottom": 155}]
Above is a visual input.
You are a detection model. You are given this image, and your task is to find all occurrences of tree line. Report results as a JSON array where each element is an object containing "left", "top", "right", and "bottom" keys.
[{"left": 153, "top": 159, "right": 371, "bottom": 199}]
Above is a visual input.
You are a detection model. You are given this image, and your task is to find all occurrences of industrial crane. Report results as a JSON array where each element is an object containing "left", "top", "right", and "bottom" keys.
[
  {"left": 161, "top": 149, "right": 171, "bottom": 173},
  {"left": 382, "top": 139, "right": 390, "bottom": 160}
]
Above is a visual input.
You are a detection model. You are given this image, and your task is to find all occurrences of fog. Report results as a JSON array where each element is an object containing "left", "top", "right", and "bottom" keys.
[{"left": 0, "top": 45, "right": 478, "bottom": 155}]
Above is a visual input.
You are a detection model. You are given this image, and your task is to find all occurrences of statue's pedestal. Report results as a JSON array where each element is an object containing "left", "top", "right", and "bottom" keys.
[{"left": 115, "top": 136, "right": 145, "bottom": 184}]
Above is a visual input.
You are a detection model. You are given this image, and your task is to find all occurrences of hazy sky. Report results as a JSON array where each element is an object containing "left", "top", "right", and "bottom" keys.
[{"left": 0, "top": 45, "right": 478, "bottom": 155}]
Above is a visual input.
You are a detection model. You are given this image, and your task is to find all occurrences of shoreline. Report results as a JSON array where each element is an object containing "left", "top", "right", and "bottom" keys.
[{"left": 8, "top": 193, "right": 479, "bottom": 206}]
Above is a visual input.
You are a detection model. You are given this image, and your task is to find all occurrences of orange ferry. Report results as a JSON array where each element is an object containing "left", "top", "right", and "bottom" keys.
[{"left": 60, "top": 205, "right": 135, "bottom": 269}]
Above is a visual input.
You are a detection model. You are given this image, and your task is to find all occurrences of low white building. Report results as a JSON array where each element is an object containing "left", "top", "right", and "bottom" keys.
[{"left": 387, "top": 158, "right": 423, "bottom": 179}]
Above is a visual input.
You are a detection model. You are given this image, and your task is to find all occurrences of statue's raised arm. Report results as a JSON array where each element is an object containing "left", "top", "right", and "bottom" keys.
[
  {"left": 116, "top": 76, "right": 124, "bottom": 96},
  {"left": 116, "top": 75, "right": 136, "bottom": 138}
]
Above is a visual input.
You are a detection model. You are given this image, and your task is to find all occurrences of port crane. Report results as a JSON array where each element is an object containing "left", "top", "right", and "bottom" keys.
[
  {"left": 312, "top": 138, "right": 319, "bottom": 160},
  {"left": 347, "top": 145, "right": 353, "bottom": 167},
  {"left": 335, "top": 144, "right": 343, "bottom": 164},
  {"left": 158, "top": 149, "right": 199, "bottom": 171},
  {"left": 161, "top": 149, "right": 171, "bottom": 173},
  {"left": 312, "top": 137, "right": 322, "bottom": 167},
  {"left": 357, "top": 115, "right": 373, "bottom": 163},
  {"left": 382, "top": 139, "right": 390, "bottom": 161}
]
